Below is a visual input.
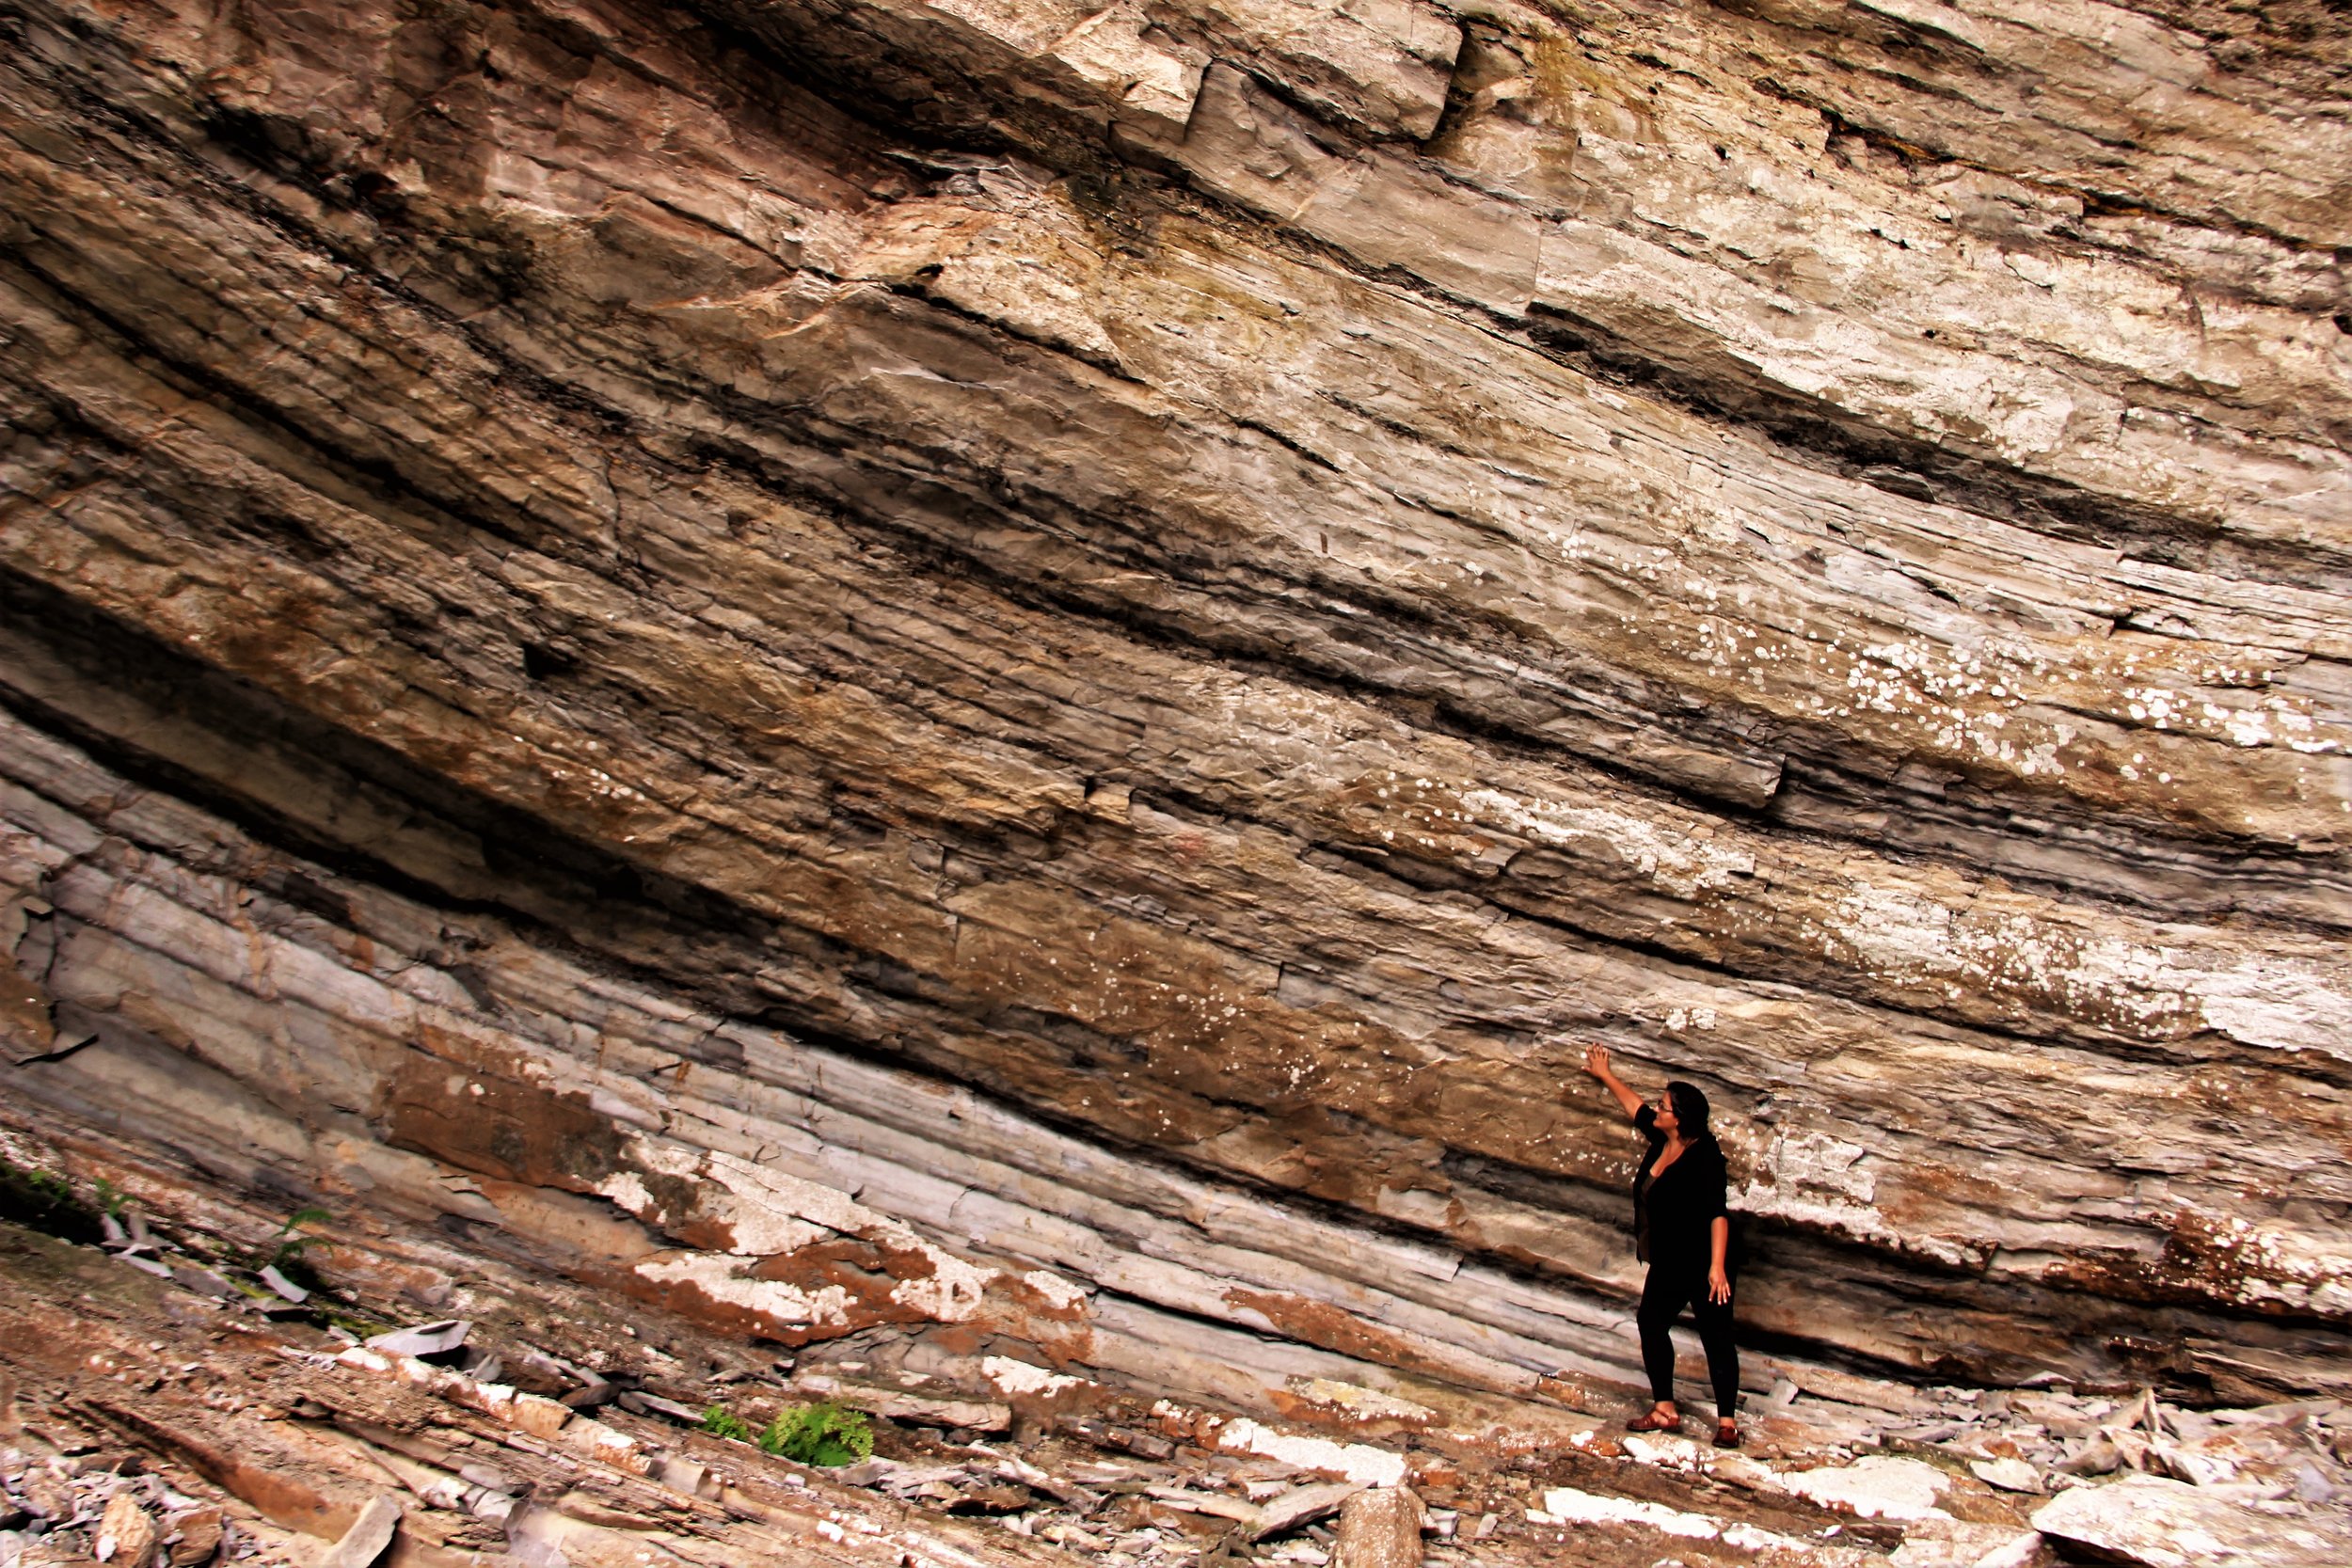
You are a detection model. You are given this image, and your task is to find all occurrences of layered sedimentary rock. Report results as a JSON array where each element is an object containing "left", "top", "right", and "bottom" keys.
[{"left": 2, "top": 0, "right": 2349, "bottom": 1429}]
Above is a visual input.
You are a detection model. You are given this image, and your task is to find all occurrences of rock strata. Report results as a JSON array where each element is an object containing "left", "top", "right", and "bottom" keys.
[{"left": 0, "top": 0, "right": 2349, "bottom": 1484}]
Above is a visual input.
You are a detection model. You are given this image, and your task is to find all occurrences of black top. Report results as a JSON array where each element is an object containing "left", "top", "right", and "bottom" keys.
[{"left": 1632, "top": 1103, "right": 1730, "bottom": 1268}]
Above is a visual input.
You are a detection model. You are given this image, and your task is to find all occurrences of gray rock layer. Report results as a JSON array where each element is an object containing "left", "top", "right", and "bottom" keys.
[{"left": 1, "top": 0, "right": 2349, "bottom": 1401}]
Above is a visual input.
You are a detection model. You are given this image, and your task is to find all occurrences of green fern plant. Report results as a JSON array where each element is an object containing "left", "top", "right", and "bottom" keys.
[
  {"left": 758, "top": 1402, "right": 874, "bottom": 1466},
  {"left": 700, "top": 1404, "right": 755, "bottom": 1443}
]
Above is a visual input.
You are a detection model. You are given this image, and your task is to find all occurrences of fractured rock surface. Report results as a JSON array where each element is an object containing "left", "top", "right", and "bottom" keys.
[{"left": 0, "top": 0, "right": 2349, "bottom": 1497}]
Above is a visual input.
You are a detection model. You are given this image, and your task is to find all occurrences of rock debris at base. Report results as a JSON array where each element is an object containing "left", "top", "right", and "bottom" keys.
[{"left": 4, "top": 1212, "right": 2351, "bottom": 1568}]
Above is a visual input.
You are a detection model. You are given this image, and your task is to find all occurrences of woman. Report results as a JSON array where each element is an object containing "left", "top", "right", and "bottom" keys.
[{"left": 1581, "top": 1043, "right": 1740, "bottom": 1448}]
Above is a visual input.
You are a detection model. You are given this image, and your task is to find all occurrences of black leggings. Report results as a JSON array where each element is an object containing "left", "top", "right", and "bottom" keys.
[{"left": 1638, "top": 1261, "right": 1740, "bottom": 1418}]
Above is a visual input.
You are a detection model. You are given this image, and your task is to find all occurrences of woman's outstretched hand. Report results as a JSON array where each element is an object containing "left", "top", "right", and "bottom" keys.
[
  {"left": 1584, "top": 1042, "right": 1646, "bottom": 1119},
  {"left": 1708, "top": 1265, "right": 1732, "bottom": 1306}
]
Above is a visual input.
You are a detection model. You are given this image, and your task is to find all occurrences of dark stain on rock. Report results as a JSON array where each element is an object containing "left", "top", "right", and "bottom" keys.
[{"left": 383, "top": 1044, "right": 629, "bottom": 1195}]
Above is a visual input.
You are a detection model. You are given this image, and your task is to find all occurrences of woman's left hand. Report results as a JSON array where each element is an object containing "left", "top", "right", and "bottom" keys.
[{"left": 1708, "top": 1266, "right": 1731, "bottom": 1306}]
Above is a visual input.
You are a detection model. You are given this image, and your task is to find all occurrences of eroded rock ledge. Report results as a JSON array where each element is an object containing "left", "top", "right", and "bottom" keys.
[{"left": 1, "top": 0, "right": 2348, "bottom": 1441}]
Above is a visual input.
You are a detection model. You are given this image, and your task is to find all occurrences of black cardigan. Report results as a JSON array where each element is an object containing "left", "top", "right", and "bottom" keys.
[{"left": 1632, "top": 1102, "right": 1730, "bottom": 1268}]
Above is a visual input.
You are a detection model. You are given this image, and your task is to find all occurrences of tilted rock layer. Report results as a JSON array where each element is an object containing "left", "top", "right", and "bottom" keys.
[{"left": 2, "top": 0, "right": 2349, "bottom": 1411}]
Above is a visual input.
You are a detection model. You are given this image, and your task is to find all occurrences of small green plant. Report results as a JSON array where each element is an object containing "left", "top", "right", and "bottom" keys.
[
  {"left": 92, "top": 1178, "right": 127, "bottom": 1218},
  {"left": 27, "top": 1169, "right": 72, "bottom": 1203},
  {"left": 268, "top": 1205, "right": 332, "bottom": 1289},
  {"left": 0, "top": 1158, "right": 103, "bottom": 1244},
  {"left": 274, "top": 1205, "right": 332, "bottom": 1252},
  {"left": 758, "top": 1402, "right": 874, "bottom": 1466},
  {"left": 312, "top": 1303, "right": 401, "bottom": 1338},
  {"left": 700, "top": 1404, "right": 755, "bottom": 1443}
]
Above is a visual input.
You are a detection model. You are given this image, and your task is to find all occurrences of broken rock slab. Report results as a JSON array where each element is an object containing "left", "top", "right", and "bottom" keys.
[
  {"left": 317, "top": 1496, "right": 401, "bottom": 1568},
  {"left": 257, "top": 1266, "right": 310, "bottom": 1305},
  {"left": 364, "top": 1323, "right": 470, "bottom": 1360},
  {"left": 1967, "top": 1456, "right": 2042, "bottom": 1494},
  {"left": 1890, "top": 1517, "right": 2049, "bottom": 1568},
  {"left": 1331, "top": 1486, "right": 1422, "bottom": 1568},
  {"left": 94, "top": 1492, "right": 157, "bottom": 1568},
  {"left": 1777, "top": 1455, "right": 1951, "bottom": 1520},
  {"left": 2030, "top": 1473, "right": 2352, "bottom": 1567},
  {"left": 614, "top": 1391, "right": 704, "bottom": 1425},
  {"left": 1248, "top": 1481, "right": 1359, "bottom": 1541},
  {"left": 164, "top": 1506, "right": 223, "bottom": 1568}
]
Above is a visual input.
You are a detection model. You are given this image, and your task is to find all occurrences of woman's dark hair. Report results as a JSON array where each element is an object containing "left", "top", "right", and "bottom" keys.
[{"left": 1665, "top": 1080, "right": 1711, "bottom": 1139}]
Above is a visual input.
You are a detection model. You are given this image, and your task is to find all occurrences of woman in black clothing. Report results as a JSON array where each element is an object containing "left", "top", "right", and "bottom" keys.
[{"left": 1581, "top": 1043, "right": 1741, "bottom": 1448}]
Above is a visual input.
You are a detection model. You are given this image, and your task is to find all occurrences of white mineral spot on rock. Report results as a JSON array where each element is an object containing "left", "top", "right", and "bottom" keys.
[
  {"left": 1019, "top": 1269, "right": 1090, "bottom": 1309},
  {"left": 981, "top": 1356, "right": 1083, "bottom": 1397},
  {"left": 1215, "top": 1419, "right": 1406, "bottom": 1488},
  {"left": 633, "top": 1253, "right": 857, "bottom": 1327},
  {"left": 1281, "top": 1378, "right": 1436, "bottom": 1423},
  {"left": 1537, "top": 1486, "right": 1719, "bottom": 1540}
]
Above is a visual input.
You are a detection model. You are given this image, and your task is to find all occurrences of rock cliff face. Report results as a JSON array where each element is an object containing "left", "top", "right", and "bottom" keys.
[{"left": 3, "top": 0, "right": 2350, "bottom": 1433}]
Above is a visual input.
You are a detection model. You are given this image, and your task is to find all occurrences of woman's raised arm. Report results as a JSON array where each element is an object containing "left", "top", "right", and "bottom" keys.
[{"left": 1581, "top": 1043, "right": 1645, "bottom": 1122}]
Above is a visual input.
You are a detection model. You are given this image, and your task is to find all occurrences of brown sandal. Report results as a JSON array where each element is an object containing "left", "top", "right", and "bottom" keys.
[
  {"left": 1625, "top": 1408, "right": 1682, "bottom": 1433},
  {"left": 1713, "top": 1422, "right": 1741, "bottom": 1449}
]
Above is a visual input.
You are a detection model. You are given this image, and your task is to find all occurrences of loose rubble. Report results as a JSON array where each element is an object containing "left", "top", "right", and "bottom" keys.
[
  {"left": 5, "top": 1189, "right": 2352, "bottom": 1568},
  {"left": 6, "top": 0, "right": 2352, "bottom": 1428}
]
